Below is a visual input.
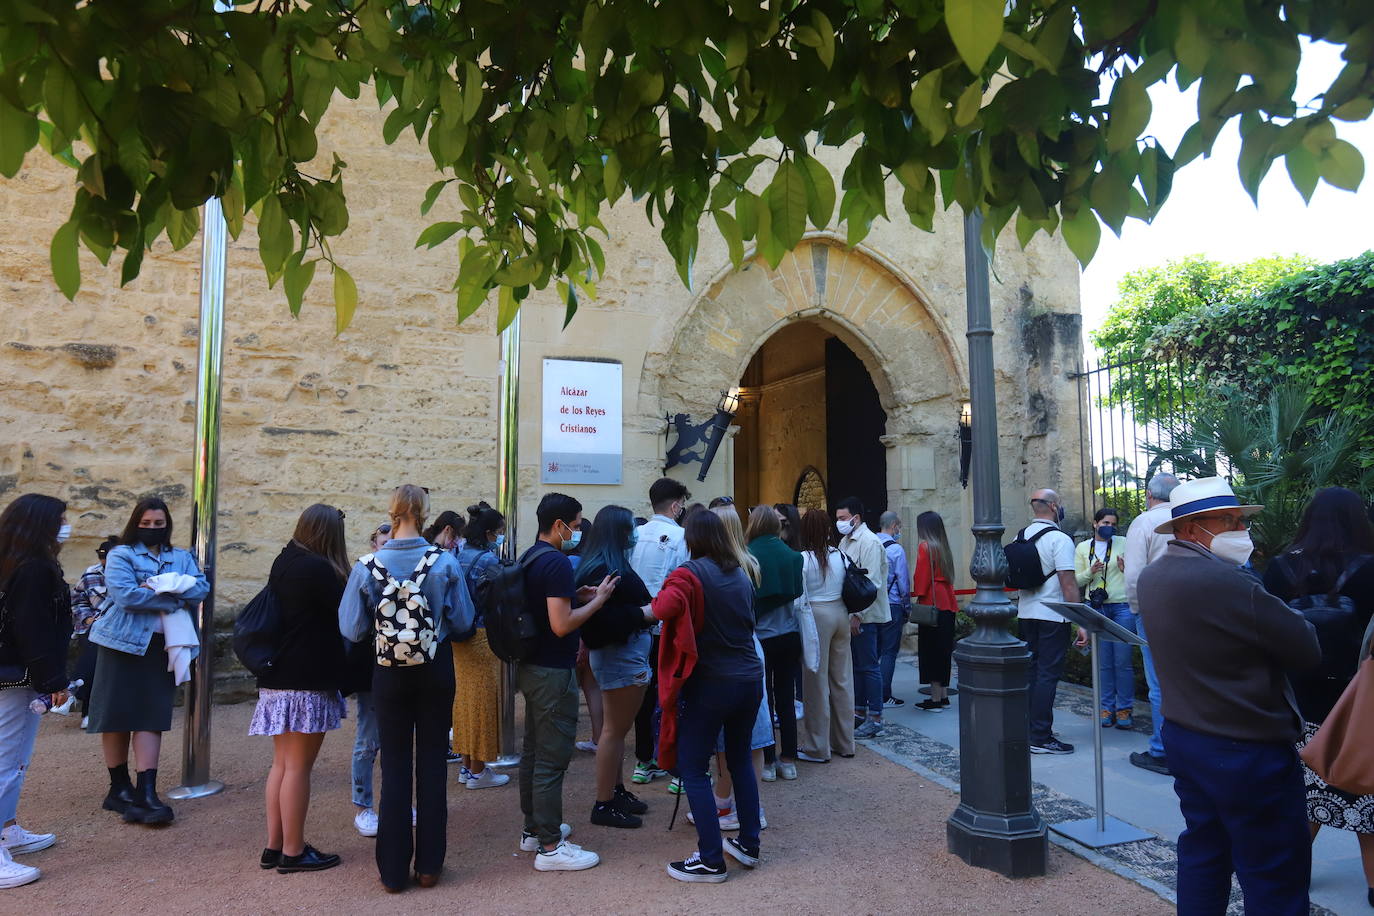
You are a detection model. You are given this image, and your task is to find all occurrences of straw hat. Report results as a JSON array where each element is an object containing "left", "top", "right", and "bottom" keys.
[{"left": 1154, "top": 477, "right": 1262, "bottom": 534}]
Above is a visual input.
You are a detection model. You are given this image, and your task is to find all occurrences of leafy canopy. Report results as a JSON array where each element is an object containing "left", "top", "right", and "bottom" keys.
[{"left": 2, "top": 0, "right": 1373, "bottom": 331}]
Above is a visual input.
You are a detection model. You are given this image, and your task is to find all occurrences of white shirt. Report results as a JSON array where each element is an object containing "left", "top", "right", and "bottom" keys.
[
  {"left": 1015, "top": 519, "right": 1076, "bottom": 623},
  {"left": 802, "top": 548, "right": 845, "bottom": 603},
  {"left": 630, "top": 514, "right": 688, "bottom": 597},
  {"left": 1124, "top": 501, "right": 1174, "bottom": 611}
]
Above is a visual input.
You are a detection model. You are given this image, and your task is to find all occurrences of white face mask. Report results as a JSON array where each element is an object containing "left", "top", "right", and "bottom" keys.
[
  {"left": 56, "top": 523, "right": 72, "bottom": 543},
  {"left": 836, "top": 518, "right": 856, "bottom": 537},
  {"left": 1208, "top": 530, "right": 1254, "bottom": 566}
]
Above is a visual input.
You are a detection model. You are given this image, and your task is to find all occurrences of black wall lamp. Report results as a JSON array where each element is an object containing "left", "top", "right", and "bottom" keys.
[
  {"left": 664, "top": 389, "right": 741, "bottom": 482},
  {"left": 957, "top": 400, "right": 972, "bottom": 489}
]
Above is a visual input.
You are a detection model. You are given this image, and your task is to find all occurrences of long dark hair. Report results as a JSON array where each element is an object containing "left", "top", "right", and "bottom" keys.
[
  {"left": 0, "top": 494, "right": 66, "bottom": 583},
  {"left": 685, "top": 509, "right": 742, "bottom": 575},
  {"left": 798, "top": 508, "right": 837, "bottom": 581},
  {"left": 119, "top": 497, "right": 173, "bottom": 548},
  {"left": 462, "top": 501, "right": 505, "bottom": 549},
  {"left": 916, "top": 511, "right": 955, "bottom": 583},
  {"left": 774, "top": 503, "right": 802, "bottom": 550},
  {"left": 1284, "top": 486, "right": 1374, "bottom": 592},
  {"left": 291, "top": 504, "right": 351, "bottom": 582},
  {"left": 575, "top": 505, "right": 634, "bottom": 586},
  {"left": 422, "top": 509, "right": 463, "bottom": 544}
]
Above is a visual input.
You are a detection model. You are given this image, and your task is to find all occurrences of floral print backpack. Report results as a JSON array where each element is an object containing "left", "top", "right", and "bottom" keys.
[{"left": 362, "top": 546, "right": 442, "bottom": 667}]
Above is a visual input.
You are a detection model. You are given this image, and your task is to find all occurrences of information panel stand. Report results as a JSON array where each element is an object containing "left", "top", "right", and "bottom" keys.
[{"left": 1042, "top": 601, "right": 1153, "bottom": 849}]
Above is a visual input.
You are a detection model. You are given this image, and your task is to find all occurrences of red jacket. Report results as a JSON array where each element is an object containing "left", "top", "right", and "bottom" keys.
[{"left": 652, "top": 565, "right": 706, "bottom": 772}]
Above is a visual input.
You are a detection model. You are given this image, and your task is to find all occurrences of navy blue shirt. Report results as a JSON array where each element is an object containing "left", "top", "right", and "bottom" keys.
[
  {"left": 686, "top": 558, "right": 763, "bottom": 681},
  {"left": 523, "top": 542, "right": 578, "bottom": 669}
]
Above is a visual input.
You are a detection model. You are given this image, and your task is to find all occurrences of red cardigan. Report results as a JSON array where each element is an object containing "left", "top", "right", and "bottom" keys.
[
  {"left": 652, "top": 565, "right": 706, "bottom": 772},
  {"left": 912, "top": 542, "right": 958, "bottom": 613}
]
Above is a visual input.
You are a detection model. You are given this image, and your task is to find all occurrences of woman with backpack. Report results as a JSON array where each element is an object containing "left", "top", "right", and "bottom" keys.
[
  {"left": 912, "top": 511, "right": 960, "bottom": 712},
  {"left": 87, "top": 497, "right": 209, "bottom": 827},
  {"left": 252, "top": 504, "right": 351, "bottom": 874},
  {"left": 337, "top": 485, "right": 475, "bottom": 893},
  {"left": 450, "top": 502, "right": 510, "bottom": 790},
  {"left": 797, "top": 508, "right": 853, "bottom": 762},
  {"left": 572, "top": 505, "right": 656, "bottom": 828},
  {"left": 0, "top": 494, "right": 72, "bottom": 889},
  {"left": 654, "top": 509, "right": 765, "bottom": 883},
  {"left": 746, "top": 506, "right": 803, "bottom": 782},
  {"left": 1261, "top": 486, "right": 1374, "bottom": 904}
]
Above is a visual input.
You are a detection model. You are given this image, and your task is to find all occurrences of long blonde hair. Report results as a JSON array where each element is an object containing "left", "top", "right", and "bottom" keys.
[
  {"left": 389, "top": 484, "right": 430, "bottom": 531},
  {"left": 711, "top": 505, "right": 760, "bottom": 586}
]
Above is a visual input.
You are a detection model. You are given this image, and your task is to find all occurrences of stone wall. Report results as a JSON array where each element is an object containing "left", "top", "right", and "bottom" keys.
[{"left": 0, "top": 92, "right": 1088, "bottom": 619}]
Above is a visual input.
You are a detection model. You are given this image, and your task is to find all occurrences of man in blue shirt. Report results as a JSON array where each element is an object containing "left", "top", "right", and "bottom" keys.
[{"left": 877, "top": 511, "right": 910, "bottom": 708}]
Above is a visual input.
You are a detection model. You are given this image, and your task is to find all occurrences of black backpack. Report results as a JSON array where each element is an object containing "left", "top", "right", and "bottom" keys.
[
  {"left": 481, "top": 543, "right": 552, "bottom": 663},
  {"left": 1004, "top": 524, "right": 1059, "bottom": 589},
  {"left": 1286, "top": 555, "right": 1371, "bottom": 688},
  {"left": 840, "top": 551, "right": 879, "bottom": 614},
  {"left": 232, "top": 585, "right": 281, "bottom": 678}
]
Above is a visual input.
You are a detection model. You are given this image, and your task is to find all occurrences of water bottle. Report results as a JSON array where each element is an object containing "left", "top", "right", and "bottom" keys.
[{"left": 30, "top": 678, "right": 84, "bottom": 714}]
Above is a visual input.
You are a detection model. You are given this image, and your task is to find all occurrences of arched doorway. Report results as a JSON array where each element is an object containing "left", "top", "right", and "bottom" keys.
[{"left": 731, "top": 319, "right": 888, "bottom": 516}]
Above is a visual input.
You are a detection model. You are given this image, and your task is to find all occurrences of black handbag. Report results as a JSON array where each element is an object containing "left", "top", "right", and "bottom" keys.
[
  {"left": 232, "top": 584, "right": 282, "bottom": 678},
  {"left": 908, "top": 543, "right": 942, "bottom": 627},
  {"left": 840, "top": 551, "right": 878, "bottom": 615}
]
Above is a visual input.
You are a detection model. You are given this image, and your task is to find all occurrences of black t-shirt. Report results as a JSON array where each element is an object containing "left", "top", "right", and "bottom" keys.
[
  {"left": 523, "top": 542, "right": 578, "bottom": 668},
  {"left": 576, "top": 564, "right": 653, "bottom": 649},
  {"left": 686, "top": 558, "right": 763, "bottom": 681}
]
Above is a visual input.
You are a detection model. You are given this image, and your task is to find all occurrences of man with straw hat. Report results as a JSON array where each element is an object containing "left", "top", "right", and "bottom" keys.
[{"left": 1137, "top": 477, "right": 1320, "bottom": 915}]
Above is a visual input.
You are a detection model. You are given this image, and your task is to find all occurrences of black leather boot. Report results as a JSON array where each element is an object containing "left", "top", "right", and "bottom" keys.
[
  {"left": 102, "top": 763, "right": 137, "bottom": 815},
  {"left": 124, "top": 769, "right": 174, "bottom": 825}
]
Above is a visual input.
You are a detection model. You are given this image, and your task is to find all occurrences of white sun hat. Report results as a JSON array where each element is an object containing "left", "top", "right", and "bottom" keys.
[{"left": 1154, "top": 477, "right": 1263, "bottom": 534}]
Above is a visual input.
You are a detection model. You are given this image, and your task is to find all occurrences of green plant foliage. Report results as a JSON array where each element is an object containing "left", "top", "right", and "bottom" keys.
[{"left": 2, "top": 0, "right": 1372, "bottom": 331}]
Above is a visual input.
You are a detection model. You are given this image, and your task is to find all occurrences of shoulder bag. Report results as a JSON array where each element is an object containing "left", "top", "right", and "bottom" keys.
[
  {"left": 839, "top": 550, "right": 878, "bottom": 615},
  {"left": 908, "top": 544, "right": 942, "bottom": 627}
]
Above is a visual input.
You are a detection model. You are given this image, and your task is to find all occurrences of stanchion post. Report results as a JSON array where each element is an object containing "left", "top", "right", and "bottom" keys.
[
  {"left": 492, "top": 312, "right": 521, "bottom": 768},
  {"left": 169, "top": 193, "right": 227, "bottom": 800}
]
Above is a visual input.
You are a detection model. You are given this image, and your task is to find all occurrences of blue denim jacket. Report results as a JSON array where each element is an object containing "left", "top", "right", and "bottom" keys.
[
  {"left": 456, "top": 543, "right": 499, "bottom": 627},
  {"left": 338, "top": 537, "right": 475, "bottom": 645},
  {"left": 88, "top": 543, "right": 210, "bottom": 657}
]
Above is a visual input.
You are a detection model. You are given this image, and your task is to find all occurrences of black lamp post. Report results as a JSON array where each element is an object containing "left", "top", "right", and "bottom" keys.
[
  {"left": 945, "top": 210, "right": 1048, "bottom": 877},
  {"left": 957, "top": 401, "right": 973, "bottom": 488},
  {"left": 664, "top": 388, "right": 741, "bottom": 482}
]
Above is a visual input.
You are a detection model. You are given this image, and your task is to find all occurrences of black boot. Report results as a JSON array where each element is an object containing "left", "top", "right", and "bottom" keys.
[
  {"left": 102, "top": 763, "right": 137, "bottom": 815},
  {"left": 124, "top": 769, "right": 174, "bottom": 825}
]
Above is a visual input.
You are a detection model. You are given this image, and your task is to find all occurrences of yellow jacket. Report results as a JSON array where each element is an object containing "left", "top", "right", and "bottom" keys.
[{"left": 1075, "top": 535, "right": 1128, "bottom": 604}]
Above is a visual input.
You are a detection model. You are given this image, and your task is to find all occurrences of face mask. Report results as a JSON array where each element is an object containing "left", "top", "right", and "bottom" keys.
[
  {"left": 1097, "top": 525, "right": 1116, "bottom": 540},
  {"left": 136, "top": 528, "right": 166, "bottom": 548},
  {"left": 890, "top": 531, "right": 900, "bottom": 541},
  {"left": 837, "top": 518, "right": 855, "bottom": 536},
  {"left": 559, "top": 524, "right": 581, "bottom": 552},
  {"left": 628, "top": 530, "right": 638, "bottom": 549},
  {"left": 493, "top": 534, "right": 506, "bottom": 550},
  {"left": 1056, "top": 505, "right": 1065, "bottom": 522},
  {"left": 56, "top": 524, "right": 71, "bottom": 543},
  {"left": 1208, "top": 530, "right": 1254, "bottom": 566}
]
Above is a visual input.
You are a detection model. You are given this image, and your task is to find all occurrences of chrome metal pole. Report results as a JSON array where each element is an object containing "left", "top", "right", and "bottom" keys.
[
  {"left": 169, "top": 194, "right": 227, "bottom": 800},
  {"left": 1090, "top": 630, "right": 1106, "bottom": 834},
  {"left": 492, "top": 312, "right": 521, "bottom": 767}
]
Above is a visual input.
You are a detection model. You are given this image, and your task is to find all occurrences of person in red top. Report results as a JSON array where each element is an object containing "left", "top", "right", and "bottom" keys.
[{"left": 912, "top": 511, "right": 959, "bottom": 712}]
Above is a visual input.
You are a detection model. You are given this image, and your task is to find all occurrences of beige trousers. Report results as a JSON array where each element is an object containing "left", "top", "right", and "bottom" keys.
[{"left": 799, "top": 597, "right": 856, "bottom": 759}]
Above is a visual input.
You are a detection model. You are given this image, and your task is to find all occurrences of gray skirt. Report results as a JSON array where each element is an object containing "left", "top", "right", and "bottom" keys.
[{"left": 86, "top": 635, "right": 176, "bottom": 733}]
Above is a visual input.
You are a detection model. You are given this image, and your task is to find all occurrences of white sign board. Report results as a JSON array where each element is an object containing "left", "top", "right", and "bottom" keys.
[{"left": 541, "top": 358, "right": 622, "bottom": 485}]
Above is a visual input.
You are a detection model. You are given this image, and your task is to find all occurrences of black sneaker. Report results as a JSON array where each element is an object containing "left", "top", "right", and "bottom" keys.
[
  {"left": 883, "top": 696, "right": 905, "bottom": 708},
  {"left": 591, "top": 801, "right": 642, "bottom": 829},
  {"left": 1129, "top": 751, "right": 1171, "bottom": 776},
  {"left": 667, "top": 852, "right": 727, "bottom": 884},
  {"left": 446, "top": 749, "right": 462, "bottom": 765},
  {"left": 1029, "top": 738, "right": 1074, "bottom": 755},
  {"left": 916, "top": 699, "right": 945, "bottom": 712},
  {"left": 260, "top": 848, "right": 281, "bottom": 870},
  {"left": 723, "top": 837, "right": 759, "bottom": 868},
  {"left": 277, "top": 844, "right": 342, "bottom": 873},
  {"left": 613, "top": 783, "right": 648, "bottom": 815}
]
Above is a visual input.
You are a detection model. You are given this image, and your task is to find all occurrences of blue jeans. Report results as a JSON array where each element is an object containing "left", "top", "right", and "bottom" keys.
[
  {"left": 1022, "top": 619, "right": 1070, "bottom": 745},
  {"left": 1136, "top": 614, "right": 1165, "bottom": 758},
  {"left": 1095, "top": 603, "right": 1136, "bottom": 713},
  {"left": 678, "top": 676, "right": 763, "bottom": 867},
  {"left": 850, "top": 622, "right": 882, "bottom": 716},
  {"left": 0, "top": 688, "right": 41, "bottom": 824},
  {"left": 352, "top": 691, "right": 380, "bottom": 809},
  {"left": 1162, "top": 720, "right": 1310, "bottom": 916},
  {"left": 877, "top": 604, "right": 907, "bottom": 702}
]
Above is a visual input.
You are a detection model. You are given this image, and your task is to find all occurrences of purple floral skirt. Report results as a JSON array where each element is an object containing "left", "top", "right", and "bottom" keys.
[{"left": 249, "top": 689, "right": 346, "bottom": 736}]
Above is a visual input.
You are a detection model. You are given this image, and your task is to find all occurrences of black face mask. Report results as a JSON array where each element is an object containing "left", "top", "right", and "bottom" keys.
[{"left": 135, "top": 528, "right": 167, "bottom": 547}]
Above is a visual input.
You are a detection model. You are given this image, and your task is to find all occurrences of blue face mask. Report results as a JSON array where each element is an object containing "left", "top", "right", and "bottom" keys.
[
  {"left": 627, "top": 530, "right": 638, "bottom": 549},
  {"left": 559, "top": 524, "right": 581, "bottom": 552},
  {"left": 1097, "top": 524, "right": 1116, "bottom": 540},
  {"left": 493, "top": 533, "right": 506, "bottom": 550},
  {"left": 1056, "top": 505, "right": 1066, "bottom": 522}
]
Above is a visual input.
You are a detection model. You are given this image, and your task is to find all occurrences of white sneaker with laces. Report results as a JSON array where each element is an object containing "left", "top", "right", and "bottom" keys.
[
  {"left": 466, "top": 768, "right": 511, "bottom": 790},
  {"left": 354, "top": 808, "right": 378, "bottom": 837},
  {"left": 533, "top": 840, "right": 600, "bottom": 871},
  {"left": 574, "top": 740, "right": 597, "bottom": 753},
  {"left": 519, "top": 823, "right": 572, "bottom": 852},
  {"left": 718, "top": 808, "right": 767, "bottom": 831},
  {"left": 0, "top": 848, "right": 39, "bottom": 889},
  {"left": 0, "top": 824, "right": 54, "bottom": 855}
]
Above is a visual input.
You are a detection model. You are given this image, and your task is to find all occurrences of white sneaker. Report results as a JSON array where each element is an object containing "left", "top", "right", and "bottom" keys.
[
  {"left": 760, "top": 763, "right": 777, "bottom": 782},
  {"left": 466, "top": 768, "right": 511, "bottom": 790},
  {"left": 50, "top": 695, "right": 76, "bottom": 716},
  {"left": 574, "top": 740, "right": 597, "bottom": 753},
  {"left": 718, "top": 809, "right": 768, "bottom": 831},
  {"left": 0, "top": 848, "right": 39, "bottom": 889},
  {"left": 354, "top": 808, "right": 378, "bottom": 837},
  {"left": 520, "top": 823, "right": 572, "bottom": 852},
  {"left": 80, "top": 716, "right": 89, "bottom": 730},
  {"left": 533, "top": 840, "right": 600, "bottom": 871},
  {"left": 0, "top": 824, "right": 54, "bottom": 855}
]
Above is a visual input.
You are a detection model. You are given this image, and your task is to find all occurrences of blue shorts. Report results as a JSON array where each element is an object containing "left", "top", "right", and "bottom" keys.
[{"left": 589, "top": 630, "right": 652, "bottom": 691}]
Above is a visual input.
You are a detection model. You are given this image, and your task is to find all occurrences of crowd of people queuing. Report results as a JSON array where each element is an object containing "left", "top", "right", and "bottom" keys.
[{"left": 1, "top": 473, "right": 1371, "bottom": 909}]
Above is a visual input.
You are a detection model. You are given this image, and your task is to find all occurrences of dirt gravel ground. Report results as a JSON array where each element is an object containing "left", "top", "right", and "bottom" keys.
[{"left": 10, "top": 701, "right": 1170, "bottom": 915}]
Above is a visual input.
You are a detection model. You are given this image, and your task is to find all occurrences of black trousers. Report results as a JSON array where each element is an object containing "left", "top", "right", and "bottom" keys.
[
  {"left": 372, "top": 653, "right": 456, "bottom": 889},
  {"left": 761, "top": 631, "right": 802, "bottom": 762},
  {"left": 633, "top": 633, "right": 660, "bottom": 763}
]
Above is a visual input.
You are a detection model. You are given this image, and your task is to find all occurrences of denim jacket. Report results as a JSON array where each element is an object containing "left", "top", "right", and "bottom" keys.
[
  {"left": 456, "top": 543, "right": 499, "bottom": 627},
  {"left": 88, "top": 543, "right": 210, "bottom": 657},
  {"left": 337, "top": 537, "right": 475, "bottom": 645}
]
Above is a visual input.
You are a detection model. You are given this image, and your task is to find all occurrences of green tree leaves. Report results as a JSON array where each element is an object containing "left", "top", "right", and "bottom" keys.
[{"left": 945, "top": 0, "right": 1005, "bottom": 75}]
